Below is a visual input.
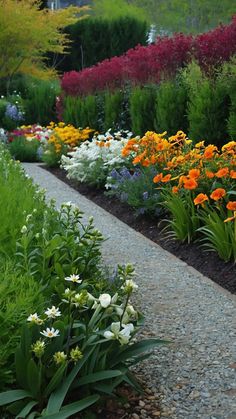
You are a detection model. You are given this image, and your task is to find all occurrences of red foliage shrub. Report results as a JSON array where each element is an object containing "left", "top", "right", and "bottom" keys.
[{"left": 61, "top": 16, "right": 236, "bottom": 97}]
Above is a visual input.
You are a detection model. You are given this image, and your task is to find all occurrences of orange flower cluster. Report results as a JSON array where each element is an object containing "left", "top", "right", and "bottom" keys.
[
  {"left": 121, "top": 131, "right": 236, "bottom": 218},
  {"left": 47, "top": 122, "right": 94, "bottom": 153}
]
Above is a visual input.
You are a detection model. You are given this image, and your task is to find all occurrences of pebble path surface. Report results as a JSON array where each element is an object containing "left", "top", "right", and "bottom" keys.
[{"left": 23, "top": 163, "right": 236, "bottom": 419}]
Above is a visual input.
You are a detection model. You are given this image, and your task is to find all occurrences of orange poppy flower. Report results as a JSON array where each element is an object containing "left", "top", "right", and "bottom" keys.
[
  {"left": 183, "top": 178, "right": 198, "bottom": 190},
  {"left": 230, "top": 170, "right": 236, "bottom": 179},
  {"left": 188, "top": 168, "right": 200, "bottom": 179},
  {"left": 172, "top": 186, "right": 179, "bottom": 194},
  {"left": 215, "top": 167, "right": 229, "bottom": 178},
  {"left": 226, "top": 201, "right": 236, "bottom": 211},
  {"left": 205, "top": 170, "right": 215, "bottom": 179},
  {"left": 161, "top": 174, "right": 172, "bottom": 183},
  {"left": 210, "top": 188, "right": 226, "bottom": 201},
  {"left": 153, "top": 173, "right": 163, "bottom": 183},
  {"left": 194, "top": 193, "right": 209, "bottom": 206}
]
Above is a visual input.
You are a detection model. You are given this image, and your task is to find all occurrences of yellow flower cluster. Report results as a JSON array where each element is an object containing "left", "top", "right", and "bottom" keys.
[{"left": 47, "top": 122, "right": 94, "bottom": 153}]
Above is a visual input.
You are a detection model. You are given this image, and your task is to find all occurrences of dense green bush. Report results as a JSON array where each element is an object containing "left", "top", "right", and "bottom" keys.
[
  {"left": 154, "top": 79, "right": 188, "bottom": 135},
  {"left": 23, "top": 78, "right": 60, "bottom": 125},
  {"left": 129, "top": 86, "right": 156, "bottom": 135},
  {"left": 63, "top": 95, "right": 99, "bottom": 129},
  {"left": 187, "top": 78, "right": 229, "bottom": 145},
  {"left": 54, "top": 16, "right": 148, "bottom": 73},
  {"left": 8, "top": 136, "right": 39, "bottom": 162},
  {"left": 104, "top": 90, "right": 123, "bottom": 130}
]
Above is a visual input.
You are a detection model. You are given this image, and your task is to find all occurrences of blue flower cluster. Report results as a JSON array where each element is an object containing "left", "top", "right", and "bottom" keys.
[{"left": 5, "top": 103, "right": 24, "bottom": 121}]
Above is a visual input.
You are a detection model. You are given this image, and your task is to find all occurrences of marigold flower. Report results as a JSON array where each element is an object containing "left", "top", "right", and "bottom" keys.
[
  {"left": 226, "top": 201, "right": 236, "bottom": 211},
  {"left": 210, "top": 188, "right": 226, "bottom": 201},
  {"left": 194, "top": 193, "right": 209, "bottom": 206},
  {"left": 183, "top": 178, "right": 198, "bottom": 190},
  {"left": 204, "top": 145, "right": 218, "bottom": 159},
  {"left": 230, "top": 170, "right": 236, "bottom": 179},
  {"left": 161, "top": 174, "right": 172, "bottom": 183},
  {"left": 215, "top": 167, "right": 229, "bottom": 178},
  {"left": 188, "top": 168, "right": 200, "bottom": 179},
  {"left": 205, "top": 170, "right": 215, "bottom": 179},
  {"left": 153, "top": 173, "right": 163, "bottom": 183}
]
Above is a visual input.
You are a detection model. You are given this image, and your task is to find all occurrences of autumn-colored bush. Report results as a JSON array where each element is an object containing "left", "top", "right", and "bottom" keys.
[{"left": 61, "top": 17, "right": 236, "bottom": 97}]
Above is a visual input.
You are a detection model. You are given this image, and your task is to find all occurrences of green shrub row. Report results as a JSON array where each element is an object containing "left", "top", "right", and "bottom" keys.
[
  {"left": 62, "top": 61, "right": 236, "bottom": 145},
  {"left": 50, "top": 16, "right": 148, "bottom": 73}
]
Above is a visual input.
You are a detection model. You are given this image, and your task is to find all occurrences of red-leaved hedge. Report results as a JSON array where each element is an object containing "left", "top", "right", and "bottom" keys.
[{"left": 61, "top": 16, "right": 236, "bottom": 97}]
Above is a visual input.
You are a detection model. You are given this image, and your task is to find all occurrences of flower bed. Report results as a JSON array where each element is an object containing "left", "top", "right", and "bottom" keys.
[
  {"left": 0, "top": 145, "right": 164, "bottom": 417},
  {"left": 61, "top": 129, "right": 236, "bottom": 263}
]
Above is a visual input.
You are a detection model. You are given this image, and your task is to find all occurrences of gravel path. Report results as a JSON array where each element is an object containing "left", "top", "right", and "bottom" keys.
[{"left": 23, "top": 163, "right": 236, "bottom": 419}]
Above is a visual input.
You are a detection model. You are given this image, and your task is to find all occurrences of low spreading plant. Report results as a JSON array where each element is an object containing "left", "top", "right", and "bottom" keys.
[
  {"left": 15, "top": 202, "right": 104, "bottom": 288},
  {"left": 106, "top": 166, "right": 163, "bottom": 217}
]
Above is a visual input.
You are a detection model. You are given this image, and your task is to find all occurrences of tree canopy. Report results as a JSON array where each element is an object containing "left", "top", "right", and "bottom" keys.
[
  {"left": 0, "top": 0, "right": 88, "bottom": 82},
  {"left": 122, "top": 0, "right": 235, "bottom": 34}
]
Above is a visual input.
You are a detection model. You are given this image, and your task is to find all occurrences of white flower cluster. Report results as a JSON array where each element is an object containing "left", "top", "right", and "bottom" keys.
[{"left": 61, "top": 129, "right": 133, "bottom": 185}]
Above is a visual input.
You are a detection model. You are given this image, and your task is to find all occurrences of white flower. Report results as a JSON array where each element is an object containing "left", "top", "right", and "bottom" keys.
[
  {"left": 65, "top": 274, "right": 82, "bottom": 284},
  {"left": 27, "top": 313, "right": 43, "bottom": 325},
  {"left": 104, "top": 322, "right": 134, "bottom": 345},
  {"left": 45, "top": 305, "right": 61, "bottom": 319},
  {"left": 40, "top": 327, "right": 60, "bottom": 338},
  {"left": 121, "top": 279, "right": 138, "bottom": 293},
  {"left": 99, "top": 293, "right": 112, "bottom": 308},
  {"left": 21, "top": 225, "right": 28, "bottom": 234}
]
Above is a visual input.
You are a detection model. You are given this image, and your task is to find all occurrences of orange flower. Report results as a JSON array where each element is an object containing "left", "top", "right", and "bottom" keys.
[
  {"left": 142, "top": 158, "right": 151, "bottom": 167},
  {"left": 194, "top": 193, "right": 209, "bottom": 206},
  {"left": 210, "top": 188, "right": 226, "bottom": 201},
  {"left": 205, "top": 170, "right": 215, "bottom": 179},
  {"left": 203, "top": 145, "right": 218, "bottom": 159},
  {"left": 183, "top": 178, "right": 198, "bottom": 190},
  {"left": 215, "top": 167, "right": 229, "bottom": 178},
  {"left": 224, "top": 212, "right": 236, "bottom": 223},
  {"left": 226, "top": 201, "right": 236, "bottom": 211},
  {"left": 230, "top": 170, "right": 236, "bottom": 179},
  {"left": 188, "top": 168, "right": 200, "bottom": 179},
  {"left": 172, "top": 186, "right": 179, "bottom": 194},
  {"left": 153, "top": 173, "right": 163, "bottom": 183},
  {"left": 161, "top": 174, "right": 172, "bottom": 183}
]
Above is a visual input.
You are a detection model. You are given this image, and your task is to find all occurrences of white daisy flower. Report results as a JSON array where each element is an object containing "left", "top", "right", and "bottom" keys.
[
  {"left": 65, "top": 274, "right": 82, "bottom": 284},
  {"left": 27, "top": 313, "right": 43, "bottom": 325},
  {"left": 40, "top": 327, "right": 60, "bottom": 338},
  {"left": 45, "top": 306, "right": 61, "bottom": 319}
]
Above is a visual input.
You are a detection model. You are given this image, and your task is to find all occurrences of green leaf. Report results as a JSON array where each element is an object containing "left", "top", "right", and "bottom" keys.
[
  {"left": 45, "top": 346, "right": 95, "bottom": 415},
  {"left": 27, "top": 359, "right": 41, "bottom": 400},
  {"left": 43, "top": 395, "right": 100, "bottom": 419},
  {"left": 76, "top": 370, "right": 122, "bottom": 386},
  {"left": 44, "top": 363, "right": 67, "bottom": 398},
  {"left": 111, "top": 339, "right": 169, "bottom": 367},
  {"left": 16, "top": 400, "right": 38, "bottom": 418},
  {"left": 0, "top": 390, "right": 31, "bottom": 406},
  {"left": 15, "top": 347, "right": 29, "bottom": 390}
]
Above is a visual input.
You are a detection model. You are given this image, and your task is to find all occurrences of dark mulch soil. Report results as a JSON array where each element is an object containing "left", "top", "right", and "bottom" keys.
[{"left": 45, "top": 166, "right": 236, "bottom": 295}]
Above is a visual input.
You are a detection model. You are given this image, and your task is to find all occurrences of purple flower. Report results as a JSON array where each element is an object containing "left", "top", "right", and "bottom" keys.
[
  {"left": 5, "top": 104, "right": 23, "bottom": 121},
  {"left": 143, "top": 191, "right": 149, "bottom": 200}
]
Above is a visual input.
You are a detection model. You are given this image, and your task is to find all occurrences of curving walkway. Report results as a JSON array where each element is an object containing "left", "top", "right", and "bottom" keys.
[{"left": 23, "top": 163, "right": 236, "bottom": 419}]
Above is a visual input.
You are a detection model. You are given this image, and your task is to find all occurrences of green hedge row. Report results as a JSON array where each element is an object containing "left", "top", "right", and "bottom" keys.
[
  {"left": 62, "top": 64, "right": 236, "bottom": 145},
  {"left": 50, "top": 16, "right": 148, "bottom": 73}
]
